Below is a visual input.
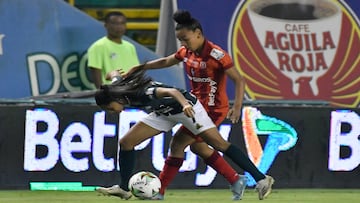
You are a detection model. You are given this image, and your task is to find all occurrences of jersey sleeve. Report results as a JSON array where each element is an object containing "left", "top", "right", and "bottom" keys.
[
  {"left": 210, "top": 47, "right": 234, "bottom": 70},
  {"left": 221, "top": 52, "right": 234, "bottom": 70}
]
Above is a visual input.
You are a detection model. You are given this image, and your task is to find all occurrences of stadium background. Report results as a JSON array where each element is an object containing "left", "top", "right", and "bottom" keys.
[{"left": 0, "top": 0, "right": 359, "bottom": 190}]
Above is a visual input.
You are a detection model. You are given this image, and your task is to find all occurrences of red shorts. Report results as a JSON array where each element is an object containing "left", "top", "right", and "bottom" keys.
[{"left": 180, "top": 110, "right": 227, "bottom": 142}]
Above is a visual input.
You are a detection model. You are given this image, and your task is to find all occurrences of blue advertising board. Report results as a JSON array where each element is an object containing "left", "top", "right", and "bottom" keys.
[{"left": 0, "top": 0, "right": 185, "bottom": 98}]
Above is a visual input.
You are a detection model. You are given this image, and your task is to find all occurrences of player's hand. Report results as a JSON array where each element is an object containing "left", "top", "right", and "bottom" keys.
[
  {"left": 226, "top": 107, "right": 241, "bottom": 124},
  {"left": 105, "top": 70, "right": 122, "bottom": 81},
  {"left": 122, "top": 65, "right": 142, "bottom": 79},
  {"left": 182, "top": 104, "right": 195, "bottom": 118}
]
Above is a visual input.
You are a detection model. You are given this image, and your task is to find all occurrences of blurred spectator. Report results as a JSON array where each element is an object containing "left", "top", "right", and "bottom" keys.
[{"left": 87, "top": 11, "right": 140, "bottom": 89}]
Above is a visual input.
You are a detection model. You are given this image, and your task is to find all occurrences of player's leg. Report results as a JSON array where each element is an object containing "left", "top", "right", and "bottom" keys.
[
  {"left": 97, "top": 121, "right": 162, "bottom": 199},
  {"left": 198, "top": 128, "right": 274, "bottom": 200},
  {"left": 190, "top": 141, "right": 239, "bottom": 185},
  {"left": 189, "top": 108, "right": 247, "bottom": 200},
  {"left": 160, "top": 126, "right": 247, "bottom": 200},
  {"left": 119, "top": 121, "right": 163, "bottom": 190},
  {"left": 184, "top": 100, "right": 273, "bottom": 200},
  {"left": 190, "top": 142, "right": 247, "bottom": 200},
  {"left": 97, "top": 113, "right": 174, "bottom": 199},
  {"left": 158, "top": 128, "right": 195, "bottom": 196},
  {"left": 185, "top": 101, "right": 267, "bottom": 184}
]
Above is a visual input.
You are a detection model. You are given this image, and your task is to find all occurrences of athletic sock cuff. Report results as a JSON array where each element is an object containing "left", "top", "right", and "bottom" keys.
[
  {"left": 224, "top": 144, "right": 236, "bottom": 156},
  {"left": 165, "top": 156, "right": 184, "bottom": 167},
  {"left": 204, "top": 151, "right": 220, "bottom": 165}
]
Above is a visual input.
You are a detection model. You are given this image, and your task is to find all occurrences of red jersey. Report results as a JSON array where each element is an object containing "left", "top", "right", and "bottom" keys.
[{"left": 175, "top": 40, "right": 233, "bottom": 123}]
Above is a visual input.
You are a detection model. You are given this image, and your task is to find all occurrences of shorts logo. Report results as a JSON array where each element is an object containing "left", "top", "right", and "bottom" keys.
[
  {"left": 195, "top": 123, "right": 203, "bottom": 129},
  {"left": 229, "top": 0, "right": 360, "bottom": 108}
]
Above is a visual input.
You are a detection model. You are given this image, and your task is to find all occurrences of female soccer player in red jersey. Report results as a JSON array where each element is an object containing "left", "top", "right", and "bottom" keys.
[{"left": 97, "top": 10, "right": 274, "bottom": 201}]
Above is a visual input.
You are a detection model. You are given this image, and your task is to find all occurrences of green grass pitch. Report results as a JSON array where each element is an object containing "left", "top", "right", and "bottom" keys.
[{"left": 0, "top": 189, "right": 359, "bottom": 203}]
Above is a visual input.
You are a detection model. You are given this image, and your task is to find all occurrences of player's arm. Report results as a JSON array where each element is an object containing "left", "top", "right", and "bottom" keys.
[
  {"left": 225, "top": 66, "right": 245, "bottom": 123},
  {"left": 122, "top": 54, "right": 180, "bottom": 78},
  {"left": 155, "top": 87, "right": 194, "bottom": 118},
  {"left": 142, "top": 54, "right": 180, "bottom": 69},
  {"left": 105, "top": 69, "right": 123, "bottom": 82}
]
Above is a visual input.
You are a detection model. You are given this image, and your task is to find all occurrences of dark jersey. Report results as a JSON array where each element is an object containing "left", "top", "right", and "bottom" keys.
[{"left": 129, "top": 81, "right": 197, "bottom": 115}]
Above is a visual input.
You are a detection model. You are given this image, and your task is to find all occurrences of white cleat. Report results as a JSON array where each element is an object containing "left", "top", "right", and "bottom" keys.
[
  {"left": 151, "top": 193, "right": 164, "bottom": 200},
  {"left": 230, "top": 175, "right": 247, "bottom": 200},
  {"left": 255, "top": 175, "right": 274, "bottom": 200},
  {"left": 96, "top": 185, "right": 132, "bottom": 200}
]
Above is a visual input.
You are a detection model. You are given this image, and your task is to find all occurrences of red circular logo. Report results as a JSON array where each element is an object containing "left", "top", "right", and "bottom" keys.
[{"left": 230, "top": 0, "right": 360, "bottom": 108}]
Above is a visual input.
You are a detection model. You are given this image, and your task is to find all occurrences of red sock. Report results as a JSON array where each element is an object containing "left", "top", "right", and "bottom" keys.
[
  {"left": 159, "top": 157, "right": 183, "bottom": 195},
  {"left": 204, "top": 151, "right": 239, "bottom": 184}
]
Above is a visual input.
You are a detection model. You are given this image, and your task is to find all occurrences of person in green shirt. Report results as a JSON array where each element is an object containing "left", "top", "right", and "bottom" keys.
[{"left": 87, "top": 11, "right": 140, "bottom": 89}]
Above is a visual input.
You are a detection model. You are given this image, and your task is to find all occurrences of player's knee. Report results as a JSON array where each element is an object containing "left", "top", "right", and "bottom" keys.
[
  {"left": 189, "top": 144, "right": 199, "bottom": 153},
  {"left": 190, "top": 143, "right": 213, "bottom": 158},
  {"left": 214, "top": 141, "right": 231, "bottom": 152},
  {"left": 119, "top": 137, "right": 135, "bottom": 150},
  {"left": 204, "top": 139, "right": 230, "bottom": 152}
]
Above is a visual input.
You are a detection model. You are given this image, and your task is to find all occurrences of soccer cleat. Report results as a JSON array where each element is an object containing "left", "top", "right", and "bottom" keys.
[
  {"left": 151, "top": 193, "right": 164, "bottom": 200},
  {"left": 255, "top": 175, "right": 275, "bottom": 200},
  {"left": 230, "top": 175, "right": 247, "bottom": 200},
  {"left": 96, "top": 184, "right": 132, "bottom": 200}
]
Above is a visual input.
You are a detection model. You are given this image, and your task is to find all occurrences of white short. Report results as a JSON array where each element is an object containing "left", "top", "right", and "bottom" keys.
[{"left": 140, "top": 100, "right": 216, "bottom": 135}]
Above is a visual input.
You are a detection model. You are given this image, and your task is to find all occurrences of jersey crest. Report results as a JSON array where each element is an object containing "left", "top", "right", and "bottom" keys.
[{"left": 210, "top": 48, "right": 225, "bottom": 60}]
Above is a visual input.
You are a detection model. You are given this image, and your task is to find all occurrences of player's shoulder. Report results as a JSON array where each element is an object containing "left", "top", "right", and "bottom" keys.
[
  {"left": 207, "top": 41, "right": 229, "bottom": 61},
  {"left": 209, "top": 48, "right": 226, "bottom": 60}
]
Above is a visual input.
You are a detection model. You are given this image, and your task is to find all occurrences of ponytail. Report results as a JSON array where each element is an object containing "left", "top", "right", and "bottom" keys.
[{"left": 173, "top": 10, "right": 203, "bottom": 32}]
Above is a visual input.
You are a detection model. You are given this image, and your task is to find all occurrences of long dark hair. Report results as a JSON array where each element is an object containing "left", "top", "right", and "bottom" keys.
[
  {"left": 95, "top": 67, "right": 152, "bottom": 106},
  {"left": 173, "top": 10, "right": 203, "bottom": 32}
]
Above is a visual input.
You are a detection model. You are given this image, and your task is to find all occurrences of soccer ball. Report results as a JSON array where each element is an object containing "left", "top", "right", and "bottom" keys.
[{"left": 128, "top": 171, "right": 161, "bottom": 200}]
